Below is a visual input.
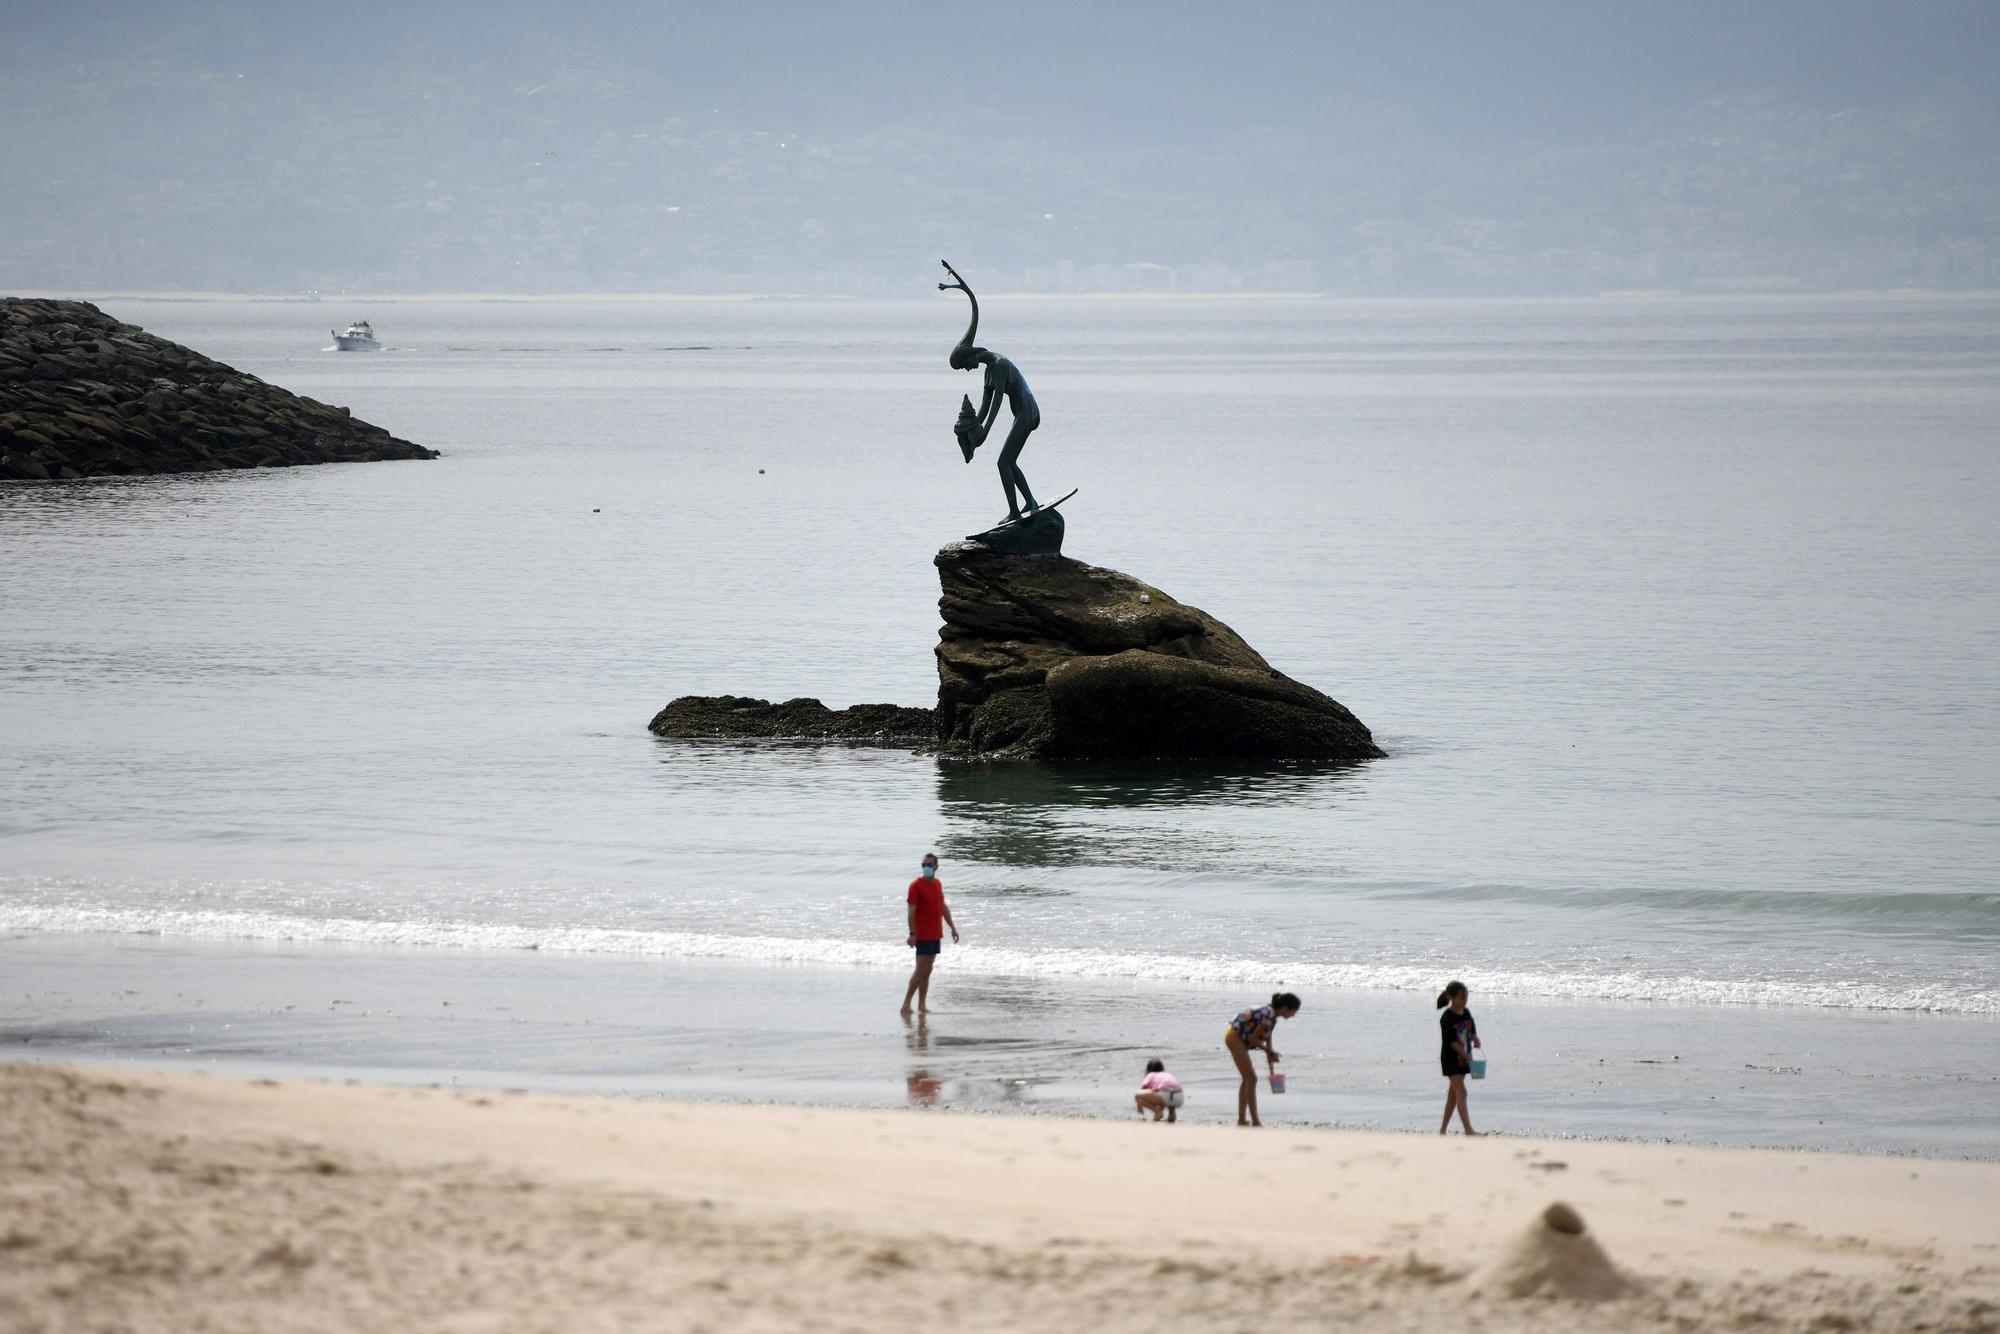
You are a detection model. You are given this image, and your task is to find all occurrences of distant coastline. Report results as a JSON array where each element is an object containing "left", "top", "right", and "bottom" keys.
[{"left": 13, "top": 288, "right": 1998, "bottom": 305}]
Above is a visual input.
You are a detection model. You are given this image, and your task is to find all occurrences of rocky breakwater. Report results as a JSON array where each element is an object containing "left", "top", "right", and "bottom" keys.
[
  {"left": 935, "top": 542, "right": 1383, "bottom": 761},
  {"left": 0, "top": 298, "right": 436, "bottom": 480}
]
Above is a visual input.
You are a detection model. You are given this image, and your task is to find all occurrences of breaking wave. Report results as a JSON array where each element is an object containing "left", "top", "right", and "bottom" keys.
[{"left": 4, "top": 903, "right": 1992, "bottom": 1016}]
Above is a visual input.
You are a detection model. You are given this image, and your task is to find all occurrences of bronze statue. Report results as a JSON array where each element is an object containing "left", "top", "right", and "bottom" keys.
[{"left": 938, "top": 260, "right": 1042, "bottom": 524}]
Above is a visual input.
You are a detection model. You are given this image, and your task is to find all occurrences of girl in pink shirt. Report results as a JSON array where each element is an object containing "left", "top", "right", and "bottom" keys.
[{"left": 1135, "top": 1058, "right": 1185, "bottom": 1123}]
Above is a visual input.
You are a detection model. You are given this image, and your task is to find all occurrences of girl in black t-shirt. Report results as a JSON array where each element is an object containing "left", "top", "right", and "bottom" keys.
[{"left": 1436, "top": 979, "right": 1482, "bottom": 1135}]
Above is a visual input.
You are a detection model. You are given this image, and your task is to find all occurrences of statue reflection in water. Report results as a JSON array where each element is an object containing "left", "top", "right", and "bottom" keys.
[
  {"left": 939, "top": 260, "right": 1041, "bottom": 524},
  {"left": 933, "top": 757, "right": 1372, "bottom": 870}
]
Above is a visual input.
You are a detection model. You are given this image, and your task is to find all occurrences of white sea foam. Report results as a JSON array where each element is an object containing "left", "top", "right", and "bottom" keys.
[{"left": 4, "top": 904, "right": 1992, "bottom": 1016}]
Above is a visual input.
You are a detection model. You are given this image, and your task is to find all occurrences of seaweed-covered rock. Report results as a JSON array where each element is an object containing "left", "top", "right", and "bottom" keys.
[
  {"left": 648, "top": 695, "right": 936, "bottom": 746},
  {"left": 0, "top": 298, "right": 436, "bottom": 479},
  {"left": 935, "top": 542, "right": 1381, "bottom": 761}
]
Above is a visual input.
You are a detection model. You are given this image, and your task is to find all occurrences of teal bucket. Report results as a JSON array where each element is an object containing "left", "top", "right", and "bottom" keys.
[{"left": 1468, "top": 1053, "right": 1487, "bottom": 1080}]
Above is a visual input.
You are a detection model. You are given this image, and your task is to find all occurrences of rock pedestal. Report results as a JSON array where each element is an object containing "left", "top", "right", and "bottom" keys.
[
  {"left": 644, "top": 544, "right": 1386, "bottom": 764},
  {"left": 0, "top": 298, "right": 437, "bottom": 479},
  {"left": 965, "top": 507, "right": 1065, "bottom": 556},
  {"left": 934, "top": 542, "right": 1383, "bottom": 761}
]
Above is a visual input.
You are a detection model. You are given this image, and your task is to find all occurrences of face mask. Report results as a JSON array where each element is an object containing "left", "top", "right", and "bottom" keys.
[{"left": 920, "top": 866, "right": 936, "bottom": 878}]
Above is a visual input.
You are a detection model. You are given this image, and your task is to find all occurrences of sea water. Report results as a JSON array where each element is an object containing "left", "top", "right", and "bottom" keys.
[{"left": 2, "top": 294, "right": 1996, "bottom": 1154}]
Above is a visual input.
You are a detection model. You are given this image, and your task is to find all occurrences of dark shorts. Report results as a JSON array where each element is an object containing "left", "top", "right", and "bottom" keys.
[
  {"left": 914, "top": 938, "right": 942, "bottom": 957},
  {"left": 1442, "top": 1050, "right": 1469, "bottom": 1078}
]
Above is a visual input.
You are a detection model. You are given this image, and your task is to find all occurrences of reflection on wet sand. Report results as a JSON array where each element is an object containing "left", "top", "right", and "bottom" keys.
[
  {"left": 901, "top": 1011, "right": 1052, "bottom": 1108},
  {"left": 944, "top": 975, "right": 1072, "bottom": 1015},
  {"left": 933, "top": 758, "right": 1369, "bottom": 869}
]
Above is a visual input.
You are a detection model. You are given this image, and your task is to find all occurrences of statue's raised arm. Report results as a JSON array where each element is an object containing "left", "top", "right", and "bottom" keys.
[{"left": 939, "top": 260, "right": 979, "bottom": 368}]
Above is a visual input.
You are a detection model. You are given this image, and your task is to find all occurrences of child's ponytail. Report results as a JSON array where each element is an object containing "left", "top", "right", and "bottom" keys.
[{"left": 1436, "top": 979, "right": 1467, "bottom": 1009}]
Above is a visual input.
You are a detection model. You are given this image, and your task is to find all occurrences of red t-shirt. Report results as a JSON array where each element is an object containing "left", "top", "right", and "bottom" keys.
[{"left": 907, "top": 876, "right": 945, "bottom": 940}]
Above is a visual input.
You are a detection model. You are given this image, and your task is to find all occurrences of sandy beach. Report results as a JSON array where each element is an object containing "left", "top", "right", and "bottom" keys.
[{"left": 4, "top": 1061, "right": 1996, "bottom": 1333}]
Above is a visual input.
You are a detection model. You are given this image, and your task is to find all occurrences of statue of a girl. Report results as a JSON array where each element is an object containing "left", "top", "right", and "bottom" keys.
[{"left": 939, "top": 260, "right": 1041, "bottom": 525}]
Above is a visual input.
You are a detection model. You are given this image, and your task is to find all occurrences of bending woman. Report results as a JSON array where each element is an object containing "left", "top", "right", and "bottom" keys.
[
  {"left": 939, "top": 259, "right": 1041, "bottom": 522},
  {"left": 1225, "top": 992, "right": 1300, "bottom": 1127},
  {"left": 954, "top": 343, "right": 1040, "bottom": 522}
]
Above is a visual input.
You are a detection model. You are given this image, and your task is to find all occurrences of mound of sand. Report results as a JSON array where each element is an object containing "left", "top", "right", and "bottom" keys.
[{"left": 1480, "top": 1202, "right": 1635, "bottom": 1301}]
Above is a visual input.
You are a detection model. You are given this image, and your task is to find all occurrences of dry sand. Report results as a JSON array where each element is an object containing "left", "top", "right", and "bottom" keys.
[{"left": 3, "top": 1061, "right": 1996, "bottom": 1333}]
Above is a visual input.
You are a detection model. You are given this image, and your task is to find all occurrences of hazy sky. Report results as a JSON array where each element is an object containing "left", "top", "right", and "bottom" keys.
[{"left": 4, "top": 0, "right": 1996, "bottom": 294}]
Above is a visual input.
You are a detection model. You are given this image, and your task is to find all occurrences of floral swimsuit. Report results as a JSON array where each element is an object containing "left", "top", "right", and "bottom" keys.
[{"left": 1231, "top": 1005, "right": 1276, "bottom": 1049}]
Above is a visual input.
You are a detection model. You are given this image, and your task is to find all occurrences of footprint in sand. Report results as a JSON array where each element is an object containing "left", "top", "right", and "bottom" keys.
[{"left": 1733, "top": 1222, "right": 1936, "bottom": 1263}]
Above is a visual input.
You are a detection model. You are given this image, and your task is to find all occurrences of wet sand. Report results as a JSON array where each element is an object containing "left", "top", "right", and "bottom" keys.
[
  {"left": 3, "top": 1060, "right": 1996, "bottom": 1333},
  {"left": 10, "top": 932, "right": 2000, "bottom": 1158}
]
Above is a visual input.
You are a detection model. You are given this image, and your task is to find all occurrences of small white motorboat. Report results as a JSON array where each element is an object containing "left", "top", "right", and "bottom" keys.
[{"left": 332, "top": 320, "right": 379, "bottom": 351}]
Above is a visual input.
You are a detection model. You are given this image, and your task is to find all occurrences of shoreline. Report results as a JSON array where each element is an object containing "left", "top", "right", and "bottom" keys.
[
  {"left": 18, "top": 1047, "right": 1987, "bottom": 1164},
  {"left": 4, "top": 1058, "right": 1996, "bottom": 1332},
  {"left": 6, "top": 931, "right": 1998, "bottom": 1162}
]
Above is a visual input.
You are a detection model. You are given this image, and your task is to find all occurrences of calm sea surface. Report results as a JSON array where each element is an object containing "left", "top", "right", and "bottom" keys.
[{"left": 3, "top": 295, "right": 1996, "bottom": 1150}]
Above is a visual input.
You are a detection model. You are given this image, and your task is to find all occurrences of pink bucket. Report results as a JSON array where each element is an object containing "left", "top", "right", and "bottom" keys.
[{"left": 1269, "top": 1071, "right": 1287, "bottom": 1094}]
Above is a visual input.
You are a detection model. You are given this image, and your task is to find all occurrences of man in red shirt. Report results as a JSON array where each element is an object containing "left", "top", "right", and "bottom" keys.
[{"left": 901, "top": 852, "right": 960, "bottom": 1016}]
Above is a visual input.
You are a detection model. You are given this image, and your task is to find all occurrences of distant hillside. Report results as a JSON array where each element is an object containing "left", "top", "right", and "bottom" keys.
[{"left": 4, "top": 2, "right": 1996, "bottom": 295}]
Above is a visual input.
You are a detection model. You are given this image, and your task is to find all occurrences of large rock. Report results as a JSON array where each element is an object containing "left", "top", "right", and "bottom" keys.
[
  {"left": 0, "top": 298, "right": 437, "bottom": 479},
  {"left": 935, "top": 542, "right": 1383, "bottom": 761}
]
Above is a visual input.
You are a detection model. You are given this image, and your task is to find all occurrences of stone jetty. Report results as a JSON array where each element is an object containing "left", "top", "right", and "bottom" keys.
[{"left": 0, "top": 298, "right": 436, "bottom": 480}]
